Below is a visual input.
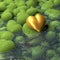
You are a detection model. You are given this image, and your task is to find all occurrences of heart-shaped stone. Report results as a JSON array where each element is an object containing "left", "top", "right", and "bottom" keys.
[
  {"left": 26, "top": 14, "right": 45, "bottom": 32},
  {"left": 35, "top": 14, "right": 45, "bottom": 30}
]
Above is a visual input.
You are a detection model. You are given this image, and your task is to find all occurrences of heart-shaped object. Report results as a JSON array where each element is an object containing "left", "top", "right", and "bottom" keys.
[
  {"left": 26, "top": 14, "right": 45, "bottom": 32},
  {"left": 35, "top": 14, "right": 45, "bottom": 30}
]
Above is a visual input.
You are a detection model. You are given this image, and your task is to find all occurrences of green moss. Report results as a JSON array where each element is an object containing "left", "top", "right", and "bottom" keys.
[
  {"left": 50, "top": 55, "right": 60, "bottom": 60},
  {"left": 22, "top": 23, "right": 39, "bottom": 38},
  {"left": 4, "top": 8, "right": 13, "bottom": 13},
  {"left": 41, "top": 41, "right": 49, "bottom": 48},
  {"left": 56, "top": 25, "right": 60, "bottom": 32},
  {"left": 41, "top": 1, "right": 53, "bottom": 11},
  {"left": 54, "top": 0, "right": 60, "bottom": 6},
  {"left": 0, "top": 19, "right": 4, "bottom": 27},
  {"left": 4, "top": 0, "right": 13, "bottom": 5},
  {"left": 15, "top": 36, "right": 25, "bottom": 44},
  {"left": 7, "top": 3, "right": 16, "bottom": 10},
  {"left": 56, "top": 47, "right": 60, "bottom": 53},
  {"left": 38, "top": 0, "right": 48, "bottom": 3},
  {"left": 0, "top": 39, "right": 15, "bottom": 53},
  {"left": 7, "top": 20, "right": 17, "bottom": 25},
  {"left": 19, "top": 6, "right": 28, "bottom": 11},
  {"left": 0, "top": 31, "right": 14, "bottom": 40},
  {"left": 7, "top": 24, "right": 22, "bottom": 33},
  {"left": 0, "top": 0, "right": 4, "bottom": 2},
  {"left": 15, "top": 0, "right": 25, "bottom": 7},
  {"left": 0, "top": 54, "right": 5, "bottom": 59},
  {"left": 0, "top": 27, "right": 6, "bottom": 31},
  {"left": 13, "top": 8, "right": 20, "bottom": 16},
  {"left": 32, "top": 46, "right": 44, "bottom": 59},
  {"left": 57, "top": 33, "right": 60, "bottom": 42},
  {"left": 17, "top": 11, "right": 29, "bottom": 25},
  {"left": 45, "top": 9, "right": 60, "bottom": 19},
  {"left": 28, "top": 36, "right": 44, "bottom": 46},
  {"left": 1, "top": 11, "right": 12, "bottom": 21},
  {"left": 7, "top": 20, "right": 22, "bottom": 33},
  {"left": 26, "top": 7, "right": 38, "bottom": 15},
  {"left": 26, "top": 0, "right": 38, "bottom": 7},
  {"left": 49, "top": 21, "right": 60, "bottom": 31},
  {"left": 0, "top": 2, "right": 6, "bottom": 11},
  {"left": 45, "top": 31, "right": 56, "bottom": 41},
  {"left": 46, "top": 49, "right": 56, "bottom": 58},
  {"left": 13, "top": 6, "right": 28, "bottom": 16},
  {"left": 18, "top": 1, "right": 25, "bottom": 6},
  {"left": 24, "top": 57, "right": 32, "bottom": 60},
  {"left": 39, "top": 2, "right": 44, "bottom": 7}
]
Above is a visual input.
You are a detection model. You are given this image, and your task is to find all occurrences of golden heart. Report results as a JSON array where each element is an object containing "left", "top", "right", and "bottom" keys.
[{"left": 26, "top": 14, "right": 45, "bottom": 32}]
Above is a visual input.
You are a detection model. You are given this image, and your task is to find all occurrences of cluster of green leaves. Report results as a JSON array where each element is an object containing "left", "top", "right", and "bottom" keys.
[{"left": 0, "top": 0, "right": 60, "bottom": 60}]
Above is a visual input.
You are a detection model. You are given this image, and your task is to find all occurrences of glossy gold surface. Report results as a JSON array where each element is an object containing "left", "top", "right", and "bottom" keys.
[{"left": 26, "top": 14, "right": 45, "bottom": 32}]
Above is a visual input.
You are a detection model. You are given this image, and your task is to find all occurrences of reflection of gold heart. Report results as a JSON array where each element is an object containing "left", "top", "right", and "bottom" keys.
[{"left": 26, "top": 14, "right": 45, "bottom": 32}]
